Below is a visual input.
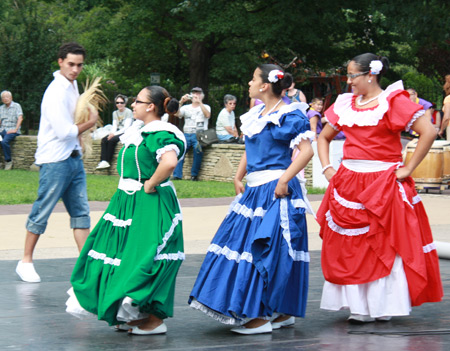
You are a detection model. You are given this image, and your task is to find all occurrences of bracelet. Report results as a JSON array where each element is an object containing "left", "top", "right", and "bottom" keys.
[{"left": 321, "top": 164, "right": 333, "bottom": 174}]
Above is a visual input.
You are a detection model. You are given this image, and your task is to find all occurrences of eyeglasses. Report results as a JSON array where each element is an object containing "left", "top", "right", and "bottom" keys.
[
  {"left": 116, "top": 101, "right": 125, "bottom": 104},
  {"left": 347, "top": 71, "right": 369, "bottom": 79},
  {"left": 134, "top": 99, "right": 151, "bottom": 104}
]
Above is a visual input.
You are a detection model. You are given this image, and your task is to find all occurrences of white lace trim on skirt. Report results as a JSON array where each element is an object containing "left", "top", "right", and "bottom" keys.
[
  {"left": 208, "top": 243, "right": 253, "bottom": 263},
  {"left": 88, "top": 249, "right": 121, "bottom": 266},
  {"left": 155, "top": 213, "right": 183, "bottom": 259},
  {"left": 423, "top": 242, "right": 437, "bottom": 253},
  {"left": 66, "top": 287, "right": 95, "bottom": 319},
  {"left": 320, "top": 255, "right": 412, "bottom": 317},
  {"left": 333, "top": 188, "right": 365, "bottom": 210},
  {"left": 117, "top": 297, "right": 149, "bottom": 322},
  {"left": 326, "top": 210, "right": 370, "bottom": 236},
  {"left": 154, "top": 251, "right": 185, "bottom": 261},
  {"left": 103, "top": 213, "right": 132, "bottom": 227},
  {"left": 280, "top": 197, "right": 310, "bottom": 262}
]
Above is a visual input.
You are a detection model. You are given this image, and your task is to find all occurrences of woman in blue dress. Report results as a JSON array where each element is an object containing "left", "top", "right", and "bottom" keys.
[{"left": 189, "top": 64, "right": 314, "bottom": 334}]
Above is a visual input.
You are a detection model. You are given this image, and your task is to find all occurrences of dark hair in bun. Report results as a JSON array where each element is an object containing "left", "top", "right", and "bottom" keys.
[
  {"left": 258, "top": 64, "right": 293, "bottom": 97},
  {"left": 144, "top": 86, "right": 179, "bottom": 118},
  {"left": 351, "top": 53, "right": 390, "bottom": 84}
]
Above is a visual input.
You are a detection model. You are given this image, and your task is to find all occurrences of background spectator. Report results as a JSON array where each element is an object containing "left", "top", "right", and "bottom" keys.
[
  {"left": 0, "top": 90, "right": 23, "bottom": 170},
  {"left": 96, "top": 94, "right": 133, "bottom": 169},
  {"left": 173, "top": 87, "right": 211, "bottom": 181},
  {"left": 216, "top": 94, "right": 238, "bottom": 141}
]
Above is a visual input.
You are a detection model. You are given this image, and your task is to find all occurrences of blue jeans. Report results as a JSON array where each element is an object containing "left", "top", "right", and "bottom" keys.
[
  {"left": 173, "top": 133, "right": 203, "bottom": 178},
  {"left": 0, "top": 130, "right": 19, "bottom": 162},
  {"left": 26, "top": 154, "right": 91, "bottom": 234},
  {"left": 217, "top": 134, "right": 233, "bottom": 141}
]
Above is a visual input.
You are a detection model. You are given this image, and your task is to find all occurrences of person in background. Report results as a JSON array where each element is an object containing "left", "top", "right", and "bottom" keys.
[
  {"left": 16, "top": 42, "right": 98, "bottom": 283},
  {"left": 307, "top": 97, "right": 324, "bottom": 141},
  {"left": 0, "top": 90, "right": 23, "bottom": 170},
  {"left": 438, "top": 75, "right": 450, "bottom": 140},
  {"left": 429, "top": 103, "right": 441, "bottom": 132},
  {"left": 216, "top": 94, "right": 239, "bottom": 141},
  {"left": 317, "top": 53, "right": 442, "bottom": 323},
  {"left": 285, "top": 82, "right": 307, "bottom": 103},
  {"left": 173, "top": 87, "right": 211, "bottom": 181},
  {"left": 96, "top": 94, "right": 133, "bottom": 169}
]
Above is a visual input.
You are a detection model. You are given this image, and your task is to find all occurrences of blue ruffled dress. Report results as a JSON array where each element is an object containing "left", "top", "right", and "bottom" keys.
[{"left": 189, "top": 102, "right": 314, "bottom": 325}]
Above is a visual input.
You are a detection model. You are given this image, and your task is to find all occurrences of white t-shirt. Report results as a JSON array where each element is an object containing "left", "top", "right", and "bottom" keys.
[
  {"left": 216, "top": 108, "right": 235, "bottom": 136},
  {"left": 179, "top": 104, "right": 211, "bottom": 133}
]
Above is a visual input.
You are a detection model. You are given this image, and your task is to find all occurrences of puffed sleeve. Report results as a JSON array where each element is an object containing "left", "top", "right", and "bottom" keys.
[
  {"left": 324, "top": 103, "right": 343, "bottom": 132},
  {"left": 385, "top": 90, "right": 424, "bottom": 132},
  {"left": 270, "top": 109, "right": 313, "bottom": 149},
  {"left": 144, "top": 131, "right": 186, "bottom": 163}
]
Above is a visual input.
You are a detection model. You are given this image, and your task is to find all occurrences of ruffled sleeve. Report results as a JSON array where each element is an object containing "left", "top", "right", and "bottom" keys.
[
  {"left": 140, "top": 120, "right": 187, "bottom": 162},
  {"left": 324, "top": 103, "right": 342, "bottom": 131},
  {"left": 270, "top": 109, "right": 313, "bottom": 149},
  {"left": 385, "top": 91, "right": 424, "bottom": 132}
]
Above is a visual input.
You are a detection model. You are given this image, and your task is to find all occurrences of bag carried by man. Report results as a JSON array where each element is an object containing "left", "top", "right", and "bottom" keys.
[{"left": 196, "top": 128, "right": 219, "bottom": 147}]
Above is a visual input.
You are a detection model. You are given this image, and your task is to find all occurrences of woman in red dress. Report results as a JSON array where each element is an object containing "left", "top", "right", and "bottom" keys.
[{"left": 317, "top": 53, "right": 443, "bottom": 323}]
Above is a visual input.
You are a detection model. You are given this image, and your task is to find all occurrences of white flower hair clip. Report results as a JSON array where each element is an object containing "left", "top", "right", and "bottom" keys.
[
  {"left": 268, "top": 69, "right": 285, "bottom": 83},
  {"left": 369, "top": 60, "right": 383, "bottom": 75}
]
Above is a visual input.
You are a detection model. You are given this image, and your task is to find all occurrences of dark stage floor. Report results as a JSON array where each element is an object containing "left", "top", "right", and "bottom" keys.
[{"left": 2, "top": 252, "right": 449, "bottom": 351}]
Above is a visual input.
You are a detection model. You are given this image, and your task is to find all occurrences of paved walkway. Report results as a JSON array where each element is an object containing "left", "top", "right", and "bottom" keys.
[{"left": 1, "top": 193, "right": 450, "bottom": 350}]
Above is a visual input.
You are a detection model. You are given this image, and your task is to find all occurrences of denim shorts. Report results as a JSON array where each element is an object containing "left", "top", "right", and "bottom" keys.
[{"left": 26, "top": 154, "right": 90, "bottom": 234}]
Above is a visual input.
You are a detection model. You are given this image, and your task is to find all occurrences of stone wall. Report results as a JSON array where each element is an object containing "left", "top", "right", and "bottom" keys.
[{"left": 3, "top": 136, "right": 314, "bottom": 186}]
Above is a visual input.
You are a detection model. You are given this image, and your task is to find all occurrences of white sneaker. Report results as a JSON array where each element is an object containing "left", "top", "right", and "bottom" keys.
[
  {"left": 16, "top": 261, "right": 41, "bottom": 283},
  {"left": 5, "top": 160, "right": 13, "bottom": 170},
  {"left": 96, "top": 160, "right": 110, "bottom": 169}
]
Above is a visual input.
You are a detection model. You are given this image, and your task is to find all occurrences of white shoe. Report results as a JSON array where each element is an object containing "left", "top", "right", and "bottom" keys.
[
  {"left": 129, "top": 323, "right": 167, "bottom": 335},
  {"left": 376, "top": 316, "right": 392, "bottom": 321},
  {"left": 272, "top": 316, "right": 295, "bottom": 330},
  {"left": 231, "top": 321, "right": 272, "bottom": 335},
  {"left": 16, "top": 261, "right": 41, "bottom": 283},
  {"left": 5, "top": 160, "right": 13, "bottom": 170},
  {"left": 348, "top": 314, "right": 375, "bottom": 323},
  {"left": 96, "top": 161, "right": 110, "bottom": 169}
]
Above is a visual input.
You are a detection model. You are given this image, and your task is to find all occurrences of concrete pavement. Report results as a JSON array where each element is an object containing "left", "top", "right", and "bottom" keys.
[{"left": 1, "top": 193, "right": 449, "bottom": 260}]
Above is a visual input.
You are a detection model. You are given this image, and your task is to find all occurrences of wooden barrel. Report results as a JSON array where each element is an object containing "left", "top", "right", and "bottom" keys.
[
  {"left": 405, "top": 140, "right": 450, "bottom": 183},
  {"left": 444, "top": 145, "right": 450, "bottom": 180}
]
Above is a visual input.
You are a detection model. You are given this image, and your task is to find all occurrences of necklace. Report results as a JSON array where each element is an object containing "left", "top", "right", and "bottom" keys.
[
  {"left": 356, "top": 91, "right": 383, "bottom": 106},
  {"left": 262, "top": 99, "right": 282, "bottom": 115}
]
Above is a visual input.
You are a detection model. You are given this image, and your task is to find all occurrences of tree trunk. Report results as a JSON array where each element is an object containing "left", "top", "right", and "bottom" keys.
[{"left": 188, "top": 40, "right": 212, "bottom": 101}]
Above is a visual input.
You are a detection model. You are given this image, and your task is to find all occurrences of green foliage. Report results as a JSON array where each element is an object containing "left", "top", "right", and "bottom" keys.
[{"left": 402, "top": 71, "right": 443, "bottom": 108}]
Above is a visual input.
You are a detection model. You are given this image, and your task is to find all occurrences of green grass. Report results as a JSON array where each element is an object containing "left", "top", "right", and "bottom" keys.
[{"left": 0, "top": 169, "right": 324, "bottom": 205}]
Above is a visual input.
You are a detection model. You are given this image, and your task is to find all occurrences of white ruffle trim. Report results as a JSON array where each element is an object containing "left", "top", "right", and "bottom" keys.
[
  {"left": 240, "top": 102, "right": 308, "bottom": 137},
  {"left": 208, "top": 243, "right": 253, "bottom": 263},
  {"left": 66, "top": 287, "right": 95, "bottom": 319},
  {"left": 190, "top": 299, "right": 240, "bottom": 325},
  {"left": 103, "top": 213, "right": 132, "bottom": 227},
  {"left": 155, "top": 144, "right": 180, "bottom": 163},
  {"left": 320, "top": 255, "right": 412, "bottom": 317},
  {"left": 396, "top": 181, "right": 414, "bottom": 209},
  {"left": 231, "top": 202, "right": 267, "bottom": 220},
  {"left": 280, "top": 198, "right": 310, "bottom": 262},
  {"left": 155, "top": 213, "right": 183, "bottom": 259},
  {"left": 423, "top": 242, "right": 437, "bottom": 254},
  {"left": 154, "top": 251, "right": 185, "bottom": 261},
  {"left": 332, "top": 81, "right": 404, "bottom": 127},
  {"left": 290, "top": 130, "right": 315, "bottom": 149},
  {"left": 412, "top": 195, "right": 421, "bottom": 204},
  {"left": 325, "top": 210, "right": 370, "bottom": 236},
  {"left": 405, "top": 110, "right": 425, "bottom": 132},
  {"left": 117, "top": 297, "right": 149, "bottom": 322},
  {"left": 88, "top": 249, "right": 121, "bottom": 266},
  {"left": 333, "top": 188, "right": 365, "bottom": 210}
]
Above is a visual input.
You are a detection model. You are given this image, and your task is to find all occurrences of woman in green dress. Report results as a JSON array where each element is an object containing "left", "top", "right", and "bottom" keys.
[{"left": 66, "top": 86, "right": 186, "bottom": 335}]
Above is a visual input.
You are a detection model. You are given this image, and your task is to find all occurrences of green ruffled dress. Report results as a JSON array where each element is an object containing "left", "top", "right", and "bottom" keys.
[{"left": 67, "top": 120, "right": 186, "bottom": 326}]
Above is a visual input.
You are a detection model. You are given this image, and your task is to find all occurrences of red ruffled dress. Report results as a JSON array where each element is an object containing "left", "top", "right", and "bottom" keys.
[{"left": 316, "top": 81, "right": 443, "bottom": 318}]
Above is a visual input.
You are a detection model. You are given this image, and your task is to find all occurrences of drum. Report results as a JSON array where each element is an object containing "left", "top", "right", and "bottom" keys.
[
  {"left": 405, "top": 140, "right": 450, "bottom": 184},
  {"left": 443, "top": 146, "right": 450, "bottom": 180}
]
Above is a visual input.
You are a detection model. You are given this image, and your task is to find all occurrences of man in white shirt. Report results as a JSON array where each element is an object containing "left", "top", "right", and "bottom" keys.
[
  {"left": 16, "top": 42, "right": 99, "bottom": 283},
  {"left": 173, "top": 87, "right": 211, "bottom": 181}
]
